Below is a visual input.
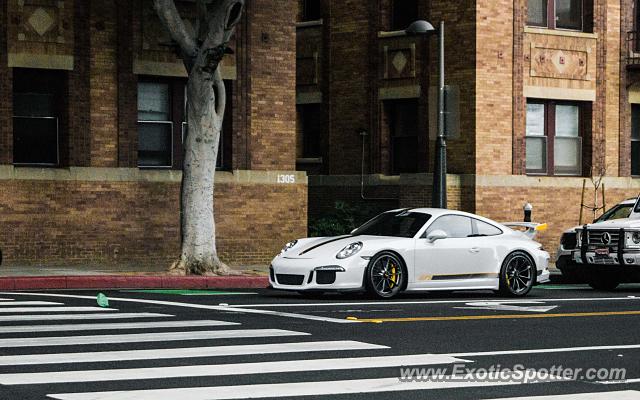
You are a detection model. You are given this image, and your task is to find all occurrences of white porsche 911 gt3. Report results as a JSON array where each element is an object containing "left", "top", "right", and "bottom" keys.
[{"left": 270, "top": 208, "right": 550, "bottom": 298}]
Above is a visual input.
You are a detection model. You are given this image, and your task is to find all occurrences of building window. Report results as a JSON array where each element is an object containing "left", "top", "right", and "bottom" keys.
[
  {"left": 527, "top": 0, "right": 592, "bottom": 32},
  {"left": 632, "top": 104, "right": 640, "bottom": 176},
  {"left": 301, "top": 0, "right": 322, "bottom": 21},
  {"left": 138, "top": 82, "right": 173, "bottom": 167},
  {"left": 13, "top": 68, "right": 64, "bottom": 166},
  {"left": 387, "top": 99, "right": 419, "bottom": 174},
  {"left": 296, "top": 104, "right": 323, "bottom": 159},
  {"left": 390, "top": 0, "right": 419, "bottom": 31},
  {"left": 526, "top": 100, "right": 583, "bottom": 176}
]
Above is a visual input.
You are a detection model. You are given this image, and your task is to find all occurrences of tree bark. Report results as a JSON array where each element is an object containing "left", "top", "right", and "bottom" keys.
[{"left": 154, "top": 0, "right": 244, "bottom": 275}]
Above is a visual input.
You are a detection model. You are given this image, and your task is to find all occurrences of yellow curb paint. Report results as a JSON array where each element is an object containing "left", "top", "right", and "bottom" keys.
[
  {"left": 346, "top": 317, "right": 358, "bottom": 321},
  {"left": 350, "top": 310, "right": 640, "bottom": 323}
]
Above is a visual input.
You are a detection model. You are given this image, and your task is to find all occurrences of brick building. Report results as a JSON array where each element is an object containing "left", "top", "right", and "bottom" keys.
[
  {"left": 297, "top": 0, "right": 640, "bottom": 258},
  {"left": 0, "top": 0, "right": 306, "bottom": 268}
]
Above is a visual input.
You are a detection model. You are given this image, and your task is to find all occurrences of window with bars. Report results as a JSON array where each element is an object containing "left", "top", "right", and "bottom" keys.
[
  {"left": 632, "top": 104, "right": 640, "bottom": 176},
  {"left": 387, "top": 99, "right": 419, "bottom": 174},
  {"left": 13, "top": 68, "right": 64, "bottom": 166},
  {"left": 526, "top": 100, "right": 584, "bottom": 176}
]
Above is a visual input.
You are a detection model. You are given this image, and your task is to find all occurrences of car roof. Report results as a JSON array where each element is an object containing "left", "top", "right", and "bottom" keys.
[{"left": 388, "top": 208, "right": 492, "bottom": 221}]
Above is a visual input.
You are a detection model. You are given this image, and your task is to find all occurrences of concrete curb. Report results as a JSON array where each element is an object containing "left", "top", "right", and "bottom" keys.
[{"left": 0, "top": 275, "right": 269, "bottom": 290}]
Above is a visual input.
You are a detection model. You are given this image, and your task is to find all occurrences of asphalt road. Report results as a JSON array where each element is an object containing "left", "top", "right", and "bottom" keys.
[{"left": 0, "top": 284, "right": 639, "bottom": 399}]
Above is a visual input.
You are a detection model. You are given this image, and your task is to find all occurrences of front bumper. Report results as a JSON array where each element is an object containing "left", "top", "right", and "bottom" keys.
[
  {"left": 269, "top": 255, "right": 369, "bottom": 291},
  {"left": 573, "top": 249, "right": 640, "bottom": 266}
]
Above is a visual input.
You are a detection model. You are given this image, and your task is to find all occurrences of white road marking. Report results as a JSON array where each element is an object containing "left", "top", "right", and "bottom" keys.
[
  {"left": 0, "top": 329, "right": 308, "bottom": 348},
  {"left": 46, "top": 372, "right": 559, "bottom": 400},
  {"left": 2, "top": 354, "right": 471, "bottom": 385},
  {"left": 0, "top": 307, "right": 117, "bottom": 313},
  {"left": 0, "top": 313, "right": 172, "bottom": 322},
  {"left": 0, "top": 301, "right": 64, "bottom": 306},
  {"left": 456, "top": 301, "right": 558, "bottom": 313},
  {"left": 483, "top": 391, "right": 640, "bottom": 399},
  {"left": 0, "top": 340, "right": 388, "bottom": 366},
  {"left": 0, "top": 320, "right": 239, "bottom": 334},
  {"left": 0, "top": 298, "right": 14, "bottom": 301},
  {"left": 0, "top": 292, "right": 356, "bottom": 324},
  {"left": 598, "top": 378, "right": 640, "bottom": 385},
  {"left": 446, "top": 343, "right": 640, "bottom": 358},
  {"left": 225, "top": 297, "right": 640, "bottom": 308}
]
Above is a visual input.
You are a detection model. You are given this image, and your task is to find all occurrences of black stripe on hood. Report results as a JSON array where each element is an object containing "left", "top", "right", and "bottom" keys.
[{"left": 298, "top": 235, "right": 358, "bottom": 256}]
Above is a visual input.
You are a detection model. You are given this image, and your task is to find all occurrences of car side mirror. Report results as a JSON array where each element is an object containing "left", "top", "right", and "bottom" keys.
[{"left": 426, "top": 230, "right": 448, "bottom": 243}]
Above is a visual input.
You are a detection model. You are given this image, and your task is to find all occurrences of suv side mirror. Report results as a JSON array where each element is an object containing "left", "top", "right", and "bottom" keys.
[{"left": 426, "top": 230, "right": 448, "bottom": 243}]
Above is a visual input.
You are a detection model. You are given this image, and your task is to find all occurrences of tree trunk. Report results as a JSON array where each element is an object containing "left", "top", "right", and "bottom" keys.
[
  {"left": 154, "top": 0, "right": 245, "bottom": 275},
  {"left": 170, "top": 69, "right": 230, "bottom": 275}
]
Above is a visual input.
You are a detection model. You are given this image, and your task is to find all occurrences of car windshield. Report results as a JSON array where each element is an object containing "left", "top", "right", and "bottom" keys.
[
  {"left": 596, "top": 204, "right": 633, "bottom": 222},
  {"left": 352, "top": 211, "right": 431, "bottom": 238}
]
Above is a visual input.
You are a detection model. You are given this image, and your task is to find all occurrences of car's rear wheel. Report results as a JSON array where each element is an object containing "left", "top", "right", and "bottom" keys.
[
  {"left": 499, "top": 251, "right": 535, "bottom": 297},
  {"left": 365, "top": 251, "right": 406, "bottom": 299}
]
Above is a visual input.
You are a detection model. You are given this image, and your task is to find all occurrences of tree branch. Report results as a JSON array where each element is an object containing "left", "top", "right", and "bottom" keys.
[
  {"left": 153, "top": 0, "right": 198, "bottom": 57},
  {"left": 214, "top": 66, "right": 226, "bottom": 119},
  {"left": 196, "top": 0, "right": 209, "bottom": 41}
]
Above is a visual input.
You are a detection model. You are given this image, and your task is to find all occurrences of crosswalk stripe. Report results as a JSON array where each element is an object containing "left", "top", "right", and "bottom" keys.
[
  {"left": 0, "top": 340, "right": 388, "bottom": 366},
  {"left": 0, "top": 329, "right": 308, "bottom": 348},
  {"left": 0, "top": 307, "right": 117, "bottom": 313},
  {"left": 0, "top": 354, "right": 469, "bottom": 385},
  {"left": 0, "top": 313, "right": 172, "bottom": 322},
  {"left": 46, "top": 373, "right": 559, "bottom": 400},
  {"left": 482, "top": 391, "right": 640, "bottom": 399},
  {"left": 0, "top": 301, "right": 63, "bottom": 306},
  {"left": 0, "top": 320, "right": 240, "bottom": 334}
]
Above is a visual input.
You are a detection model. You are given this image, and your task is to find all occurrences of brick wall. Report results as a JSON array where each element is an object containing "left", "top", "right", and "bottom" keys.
[
  {"left": 89, "top": 0, "right": 119, "bottom": 167},
  {"left": 116, "top": 0, "right": 138, "bottom": 168},
  {"left": 476, "top": 178, "right": 636, "bottom": 261},
  {"left": 246, "top": 0, "right": 297, "bottom": 171},
  {"left": 475, "top": 0, "right": 514, "bottom": 176},
  {"left": 0, "top": 170, "right": 307, "bottom": 267}
]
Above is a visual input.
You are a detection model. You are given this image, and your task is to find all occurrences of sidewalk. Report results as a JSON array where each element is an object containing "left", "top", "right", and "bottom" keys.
[{"left": 0, "top": 264, "right": 270, "bottom": 291}]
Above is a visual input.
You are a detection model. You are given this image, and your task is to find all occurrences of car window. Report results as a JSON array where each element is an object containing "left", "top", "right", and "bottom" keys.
[
  {"left": 596, "top": 204, "right": 632, "bottom": 222},
  {"left": 472, "top": 219, "right": 503, "bottom": 236},
  {"left": 425, "top": 215, "right": 473, "bottom": 238},
  {"left": 352, "top": 211, "right": 431, "bottom": 238}
]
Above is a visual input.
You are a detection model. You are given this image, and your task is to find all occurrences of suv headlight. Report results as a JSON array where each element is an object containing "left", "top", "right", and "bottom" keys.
[
  {"left": 280, "top": 240, "right": 298, "bottom": 254},
  {"left": 625, "top": 232, "right": 640, "bottom": 249},
  {"left": 336, "top": 242, "right": 363, "bottom": 259},
  {"left": 576, "top": 231, "right": 582, "bottom": 247}
]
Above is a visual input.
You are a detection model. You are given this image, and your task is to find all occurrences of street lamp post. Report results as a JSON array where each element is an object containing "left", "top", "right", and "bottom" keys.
[{"left": 406, "top": 20, "right": 446, "bottom": 209}]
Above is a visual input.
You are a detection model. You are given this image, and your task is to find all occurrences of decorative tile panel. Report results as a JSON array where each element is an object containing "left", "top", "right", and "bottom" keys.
[
  {"left": 530, "top": 46, "right": 589, "bottom": 80},
  {"left": 7, "top": 0, "right": 74, "bottom": 70}
]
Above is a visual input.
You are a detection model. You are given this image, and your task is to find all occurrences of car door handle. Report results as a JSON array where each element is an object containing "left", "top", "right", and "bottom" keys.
[{"left": 469, "top": 247, "right": 480, "bottom": 254}]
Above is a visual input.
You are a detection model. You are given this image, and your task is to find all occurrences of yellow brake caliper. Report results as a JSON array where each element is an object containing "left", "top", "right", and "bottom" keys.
[{"left": 389, "top": 263, "right": 397, "bottom": 288}]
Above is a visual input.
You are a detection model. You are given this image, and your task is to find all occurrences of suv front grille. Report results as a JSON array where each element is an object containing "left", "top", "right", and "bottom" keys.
[{"left": 587, "top": 230, "right": 620, "bottom": 251}]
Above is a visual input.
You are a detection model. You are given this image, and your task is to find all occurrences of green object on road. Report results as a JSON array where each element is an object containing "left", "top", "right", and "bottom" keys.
[
  {"left": 96, "top": 293, "right": 109, "bottom": 307},
  {"left": 123, "top": 289, "right": 257, "bottom": 296}
]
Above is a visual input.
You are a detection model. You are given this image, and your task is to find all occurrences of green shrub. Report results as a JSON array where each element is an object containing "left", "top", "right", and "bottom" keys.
[{"left": 309, "top": 201, "right": 381, "bottom": 237}]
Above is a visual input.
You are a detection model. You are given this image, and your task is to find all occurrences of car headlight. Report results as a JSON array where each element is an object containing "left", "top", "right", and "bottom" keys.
[
  {"left": 280, "top": 240, "right": 298, "bottom": 254},
  {"left": 576, "top": 231, "right": 582, "bottom": 247},
  {"left": 336, "top": 242, "right": 363, "bottom": 259},
  {"left": 625, "top": 232, "right": 640, "bottom": 248}
]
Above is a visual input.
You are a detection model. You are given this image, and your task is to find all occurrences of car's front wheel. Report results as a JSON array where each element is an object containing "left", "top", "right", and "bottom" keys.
[
  {"left": 499, "top": 251, "right": 536, "bottom": 297},
  {"left": 365, "top": 251, "right": 406, "bottom": 299}
]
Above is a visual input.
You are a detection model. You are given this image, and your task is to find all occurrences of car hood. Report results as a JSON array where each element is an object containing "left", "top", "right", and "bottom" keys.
[
  {"left": 282, "top": 235, "right": 409, "bottom": 259},
  {"left": 584, "top": 218, "right": 640, "bottom": 229}
]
